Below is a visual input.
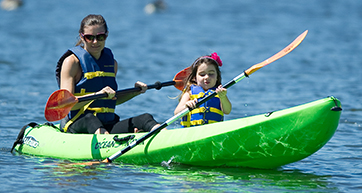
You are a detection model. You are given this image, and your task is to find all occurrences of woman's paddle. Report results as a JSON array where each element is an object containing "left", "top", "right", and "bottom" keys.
[
  {"left": 45, "top": 80, "right": 184, "bottom": 122},
  {"left": 73, "top": 30, "right": 308, "bottom": 166}
]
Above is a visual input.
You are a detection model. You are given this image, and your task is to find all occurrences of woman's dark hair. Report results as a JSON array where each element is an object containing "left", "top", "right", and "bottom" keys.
[{"left": 76, "top": 14, "right": 108, "bottom": 46}]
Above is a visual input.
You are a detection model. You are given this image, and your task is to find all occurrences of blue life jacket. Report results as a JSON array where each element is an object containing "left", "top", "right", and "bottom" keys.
[
  {"left": 181, "top": 85, "right": 224, "bottom": 127},
  {"left": 56, "top": 46, "right": 117, "bottom": 127}
]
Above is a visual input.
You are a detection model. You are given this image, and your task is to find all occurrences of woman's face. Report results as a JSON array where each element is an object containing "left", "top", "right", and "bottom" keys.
[
  {"left": 80, "top": 25, "right": 107, "bottom": 58},
  {"left": 195, "top": 62, "right": 218, "bottom": 91}
]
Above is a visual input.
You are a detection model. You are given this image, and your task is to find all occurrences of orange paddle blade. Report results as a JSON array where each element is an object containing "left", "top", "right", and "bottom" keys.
[
  {"left": 173, "top": 66, "right": 191, "bottom": 90},
  {"left": 44, "top": 89, "right": 78, "bottom": 122},
  {"left": 244, "top": 30, "right": 308, "bottom": 76}
]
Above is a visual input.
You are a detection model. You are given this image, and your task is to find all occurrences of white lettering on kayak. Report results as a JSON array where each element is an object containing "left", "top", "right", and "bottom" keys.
[
  {"left": 94, "top": 139, "right": 143, "bottom": 150},
  {"left": 23, "top": 136, "right": 39, "bottom": 148}
]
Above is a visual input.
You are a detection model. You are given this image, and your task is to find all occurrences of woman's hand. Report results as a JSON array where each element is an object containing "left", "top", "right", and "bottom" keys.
[
  {"left": 135, "top": 81, "right": 147, "bottom": 93},
  {"left": 98, "top": 86, "right": 116, "bottom": 100}
]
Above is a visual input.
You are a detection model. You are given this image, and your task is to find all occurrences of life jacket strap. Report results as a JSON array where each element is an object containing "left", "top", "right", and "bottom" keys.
[
  {"left": 180, "top": 119, "right": 218, "bottom": 127},
  {"left": 84, "top": 71, "right": 115, "bottom": 80},
  {"left": 62, "top": 100, "right": 95, "bottom": 132},
  {"left": 87, "top": 107, "right": 115, "bottom": 116},
  {"left": 190, "top": 107, "right": 224, "bottom": 116}
]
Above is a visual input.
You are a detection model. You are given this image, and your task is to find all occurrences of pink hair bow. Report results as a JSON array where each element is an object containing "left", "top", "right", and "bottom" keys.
[{"left": 210, "top": 52, "right": 223, "bottom": 67}]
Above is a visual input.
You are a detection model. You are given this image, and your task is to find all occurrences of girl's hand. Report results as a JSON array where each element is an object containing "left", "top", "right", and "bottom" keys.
[
  {"left": 185, "top": 99, "right": 198, "bottom": 109},
  {"left": 135, "top": 81, "right": 147, "bottom": 93},
  {"left": 216, "top": 85, "right": 227, "bottom": 98},
  {"left": 98, "top": 86, "right": 116, "bottom": 100},
  {"left": 216, "top": 85, "right": 232, "bottom": 114}
]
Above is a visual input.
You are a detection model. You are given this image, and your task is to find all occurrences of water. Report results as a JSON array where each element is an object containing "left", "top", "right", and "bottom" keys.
[{"left": 1, "top": 0, "right": 361, "bottom": 192}]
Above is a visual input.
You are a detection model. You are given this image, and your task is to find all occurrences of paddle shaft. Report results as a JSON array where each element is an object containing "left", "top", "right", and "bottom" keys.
[
  {"left": 102, "top": 30, "right": 308, "bottom": 163},
  {"left": 77, "top": 81, "right": 175, "bottom": 103}
]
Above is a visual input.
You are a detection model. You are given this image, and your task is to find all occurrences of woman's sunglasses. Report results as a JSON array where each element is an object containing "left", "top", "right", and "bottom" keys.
[{"left": 81, "top": 32, "right": 108, "bottom": 42}]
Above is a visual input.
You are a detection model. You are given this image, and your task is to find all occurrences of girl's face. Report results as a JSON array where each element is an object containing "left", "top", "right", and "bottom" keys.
[
  {"left": 81, "top": 25, "right": 107, "bottom": 58},
  {"left": 195, "top": 62, "right": 218, "bottom": 91}
]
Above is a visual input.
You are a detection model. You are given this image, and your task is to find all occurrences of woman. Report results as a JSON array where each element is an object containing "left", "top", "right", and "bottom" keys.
[{"left": 56, "top": 14, "right": 161, "bottom": 134}]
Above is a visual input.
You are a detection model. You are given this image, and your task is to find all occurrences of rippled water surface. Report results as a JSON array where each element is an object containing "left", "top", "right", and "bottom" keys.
[{"left": 1, "top": 0, "right": 361, "bottom": 192}]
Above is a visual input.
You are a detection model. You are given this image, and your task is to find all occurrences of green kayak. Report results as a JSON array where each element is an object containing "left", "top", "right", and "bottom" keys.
[{"left": 13, "top": 97, "right": 341, "bottom": 169}]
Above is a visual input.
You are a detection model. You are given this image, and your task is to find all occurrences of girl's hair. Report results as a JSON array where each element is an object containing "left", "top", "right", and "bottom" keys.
[
  {"left": 75, "top": 14, "right": 108, "bottom": 46},
  {"left": 181, "top": 56, "right": 222, "bottom": 96}
]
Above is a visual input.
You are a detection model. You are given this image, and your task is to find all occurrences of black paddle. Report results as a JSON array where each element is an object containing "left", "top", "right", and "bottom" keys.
[{"left": 45, "top": 81, "right": 182, "bottom": 122}]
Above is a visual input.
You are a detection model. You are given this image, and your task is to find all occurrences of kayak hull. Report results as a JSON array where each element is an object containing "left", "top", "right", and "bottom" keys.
[{"left": 14, "top": 97, "right": 342, "bottom": 169}]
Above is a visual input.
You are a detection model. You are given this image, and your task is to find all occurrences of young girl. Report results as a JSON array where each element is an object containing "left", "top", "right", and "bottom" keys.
[{"left": 174, "top": 53, "right": 232, "bottom": 127}]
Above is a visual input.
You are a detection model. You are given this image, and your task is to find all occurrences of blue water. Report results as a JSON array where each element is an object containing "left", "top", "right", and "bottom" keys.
[{"left": 1, "top": 0, "right": 361, "bottom": 192}]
